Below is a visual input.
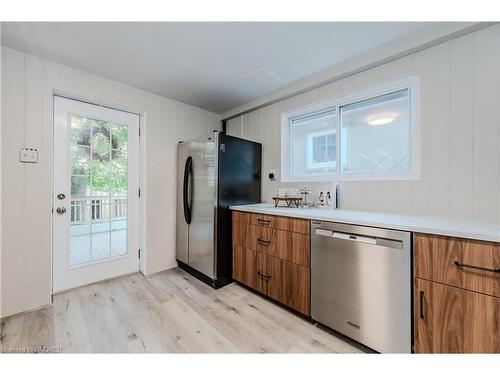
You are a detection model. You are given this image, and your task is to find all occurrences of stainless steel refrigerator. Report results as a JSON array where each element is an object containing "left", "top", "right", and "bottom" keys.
[{"left": 176, "top": 131, "right": 261, "bottom": 288}]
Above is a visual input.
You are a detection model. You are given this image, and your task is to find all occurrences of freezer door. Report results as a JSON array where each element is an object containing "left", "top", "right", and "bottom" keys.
[
  {"left": 188, "top": 133, "right": 217, "bottom": 278},
  {"left": 176, "top": 142, "right": 191, "bottom": 264},
  {"left": 216, "top": 133, "right": 261, "bottom": 280}
]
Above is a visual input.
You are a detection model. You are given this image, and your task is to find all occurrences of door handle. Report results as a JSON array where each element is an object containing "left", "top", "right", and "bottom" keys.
[
  {"left": 56, "top": 207, "right": 66, "bottom": 215},
  {"left": 314, "top": 228, "right": 334, "bottom": 237},
  {"left": 257, "top": 271, "right": 271, "bottom": 279},
  {"left": 183, "top": 156, "right": 193, "bottom": 224},
  {"left": 257, "top": 218, "right": 271, "bottom": 225},
  {"left": 257, "top": 239, "right": 271, "bottom": 246},
  {"left": 57, "top": 193, "right": 66, "bottom": 200},
  {"left": 454, "top": 260, "right": 500, "bottom": 273},
  {"left": 332, "top": 232, "right": 377, "bottom": 244},
  {"left": 419, "top": 291, "right": 425, "bottom": 319}
]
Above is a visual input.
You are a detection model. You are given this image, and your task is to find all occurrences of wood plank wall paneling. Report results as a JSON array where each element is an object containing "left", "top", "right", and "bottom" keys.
[
  {"left": 226, "top": 24, "right": 500, "bottom": 225},
  {"left": 0, "top": 25, "right": 2, "bottom": 318},
  {"left": 1, "top": 46, "right": 220, "bottom": 317},
  {"left": 428, "top": 42, "right": 451, "bottom": 217},
  {"left": 449, "top": 34, "right": 474, "bottom": 219},
  {"left": 472, "top": 26, "right": 500, "bottom": 223},
  {"left": 2, "top": 48, "right": 26, "bottom": 315}
]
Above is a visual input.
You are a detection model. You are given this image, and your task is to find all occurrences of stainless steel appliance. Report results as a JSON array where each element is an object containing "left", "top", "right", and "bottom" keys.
[
  {"left": 176, "top": 131, "right": 261, "bottom": 288},
  {"left": 311, "top": 220, "right": 411, "bottom": 353}
]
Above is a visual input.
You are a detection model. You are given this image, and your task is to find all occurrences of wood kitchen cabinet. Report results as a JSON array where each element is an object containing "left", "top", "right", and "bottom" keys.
[
  {"left": 232, "top": 245, "right": 257, "bottom": 290},
  {"left": 262, "top": 254, "right": 285, "bottom": 302},
  {"left": 284, "top": 262, "right": 310, "bottom": 315},
  {"left": 233, "top": 237, "right": 286, "bottom": 303},
  {"left": 414, "top": 278, "right": 500, "bottom": 353},
  {"left": 414, "top": 233, "right": 500, "bottom": 353},
  {"left": 232, "top": 211, "right": 311, "bottom": 315},
  {"left": 414, "top": 233, "right": 500, "bottom": 298}
]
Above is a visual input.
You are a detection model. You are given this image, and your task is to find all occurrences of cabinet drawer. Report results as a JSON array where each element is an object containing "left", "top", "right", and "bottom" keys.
[
  {"left": 233, "top": 222, "right": 310, "bottom": 266},
  {"left": 232, "top": 211, "right": 249, "bottom": 224},
  {"left": 289, "top": 232, "right": 310, "bottom": 267},
  {"left": 252, "top": 226, "right": 278, "bottom": 256},
  {"left": 252, "top": 214, "right": 277, "bottom": 228},
  {"left": 414, "top": 233, "right": 500, "bottom": 298},
  {"left": 232, "top": 211, "right": 276, "bottom": 228},
  {"left": 255, "top": 253, "right": 285, "bottom": 303},
  {"left": 233, "top": 245, "right": 285, "bottom": 302},
  {"left": 232, "top": 211, "right": 310, "bottom": 234},
  {"left": 414, "top": 278, "right": 500, "bottom": 353},
  {"left": 233, "top": 222, "right": 278, "bottom": 255},
  {"left": 233, "top": 212, "right": 276, "bottom": 228},
  {"left": 276, "top": 216, "right": 310, "bottom": 234},
  {"left": 251, "top": 229, "right": 310, "bottom": 266}
]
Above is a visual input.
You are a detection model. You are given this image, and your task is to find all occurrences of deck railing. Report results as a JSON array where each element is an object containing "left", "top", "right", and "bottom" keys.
[{"left": 71, "top": 196, "right": 127, "bottom": 223}]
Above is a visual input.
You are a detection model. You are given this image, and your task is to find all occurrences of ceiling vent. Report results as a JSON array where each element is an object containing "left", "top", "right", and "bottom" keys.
[{"left": 243, "top": 68, "right": 282, "bottom": 92}]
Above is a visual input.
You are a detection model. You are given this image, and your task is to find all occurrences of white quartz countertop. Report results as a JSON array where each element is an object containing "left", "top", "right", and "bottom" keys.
[{"left": 229, "top": 203, "right": 500, "bottom": 243}]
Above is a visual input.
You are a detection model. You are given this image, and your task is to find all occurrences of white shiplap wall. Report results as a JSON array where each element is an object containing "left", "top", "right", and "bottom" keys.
[
  {"left": 227, "top": 24, "right": 500, "bottom": 225},
  {"left": 0, "top": 46, "right": 220, "bottom": 317},
  {"left": 0, "top": 24, "right": 3, "bottom": 319}
]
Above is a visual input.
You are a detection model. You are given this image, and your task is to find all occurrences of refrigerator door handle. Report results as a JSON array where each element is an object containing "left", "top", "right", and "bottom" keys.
[{"left": 183, "top": 156, "right": 193, "bottom": 224}]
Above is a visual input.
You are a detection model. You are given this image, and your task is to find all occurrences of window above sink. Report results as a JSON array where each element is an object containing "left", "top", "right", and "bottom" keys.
[{"left": 281, "top": 76, "right": 420, "bottom": 182}]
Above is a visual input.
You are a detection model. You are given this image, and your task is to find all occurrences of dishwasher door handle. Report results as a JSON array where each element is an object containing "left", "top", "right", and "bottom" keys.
[
  {"left": 332, "top": 232, "right": 377, "bottom": 245},
  {"left": 314, "top": 228, "right": 335, "bottom": 237},
  {"left": 314, "top": 228, "right": 404, "bottom": 249},
  {"left": 314, "top": 229, "right": 376, "bottom": 244}
]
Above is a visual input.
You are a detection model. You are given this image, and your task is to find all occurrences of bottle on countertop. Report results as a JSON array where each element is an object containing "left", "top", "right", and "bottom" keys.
[{"left": 330, "top": 183, "right": 339, "bottom": 209}]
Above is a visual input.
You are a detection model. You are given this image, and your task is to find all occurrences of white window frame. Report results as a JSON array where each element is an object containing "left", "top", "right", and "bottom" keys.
[
  {"left": 281, "top": 75, "right": 420, "bottom": 182},
  {"left": 306, "top": 129, "right": 337, "bottom": 170}
]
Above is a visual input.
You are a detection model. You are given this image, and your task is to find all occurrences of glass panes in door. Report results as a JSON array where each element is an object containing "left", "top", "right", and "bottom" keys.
[{"left": 70, "top": 115, "right": 128, "bottom": 266}]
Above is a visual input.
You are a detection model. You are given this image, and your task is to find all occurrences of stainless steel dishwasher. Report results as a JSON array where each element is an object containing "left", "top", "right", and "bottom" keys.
[{"left": 311, "top": 220, "right": 411, "bottom": 353}]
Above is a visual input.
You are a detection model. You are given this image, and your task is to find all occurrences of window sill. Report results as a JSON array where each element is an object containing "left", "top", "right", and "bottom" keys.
[{"left": 281, "top": 172, "right": 420, "bottom": 183}]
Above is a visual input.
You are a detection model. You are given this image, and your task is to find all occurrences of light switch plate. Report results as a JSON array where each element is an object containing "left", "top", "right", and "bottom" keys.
[{"left": 20, "top": 147, "right": 39, "bottom": 163}]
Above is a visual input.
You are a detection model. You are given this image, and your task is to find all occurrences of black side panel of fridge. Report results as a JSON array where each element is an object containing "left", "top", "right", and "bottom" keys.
[{"left": 216, "top": 133, "right": 262, "bottom": 286}]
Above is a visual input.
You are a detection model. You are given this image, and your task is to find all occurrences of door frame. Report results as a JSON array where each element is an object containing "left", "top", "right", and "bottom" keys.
[{"left": 51, "top": 93, "right": 147, "bottom": 294}]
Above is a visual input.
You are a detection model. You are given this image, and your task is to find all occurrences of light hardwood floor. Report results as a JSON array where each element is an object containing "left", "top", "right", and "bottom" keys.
[{"left": 0, "top": 268, "right": 367, "bottom": 353}]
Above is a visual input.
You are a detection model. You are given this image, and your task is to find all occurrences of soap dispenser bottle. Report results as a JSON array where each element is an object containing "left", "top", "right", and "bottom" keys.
[{"left": 330, "top": 183, "right": 339, "bottom": 209}]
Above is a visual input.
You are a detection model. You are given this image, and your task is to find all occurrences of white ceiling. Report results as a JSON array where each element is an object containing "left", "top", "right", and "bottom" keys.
[{"left": 1, "top": 22, "right": 435, "bottom": 113}]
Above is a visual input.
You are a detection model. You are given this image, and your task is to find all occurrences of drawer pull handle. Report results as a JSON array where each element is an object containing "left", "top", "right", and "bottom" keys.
[
  {"left": 419, "top": 291, "right": 425, "bottom": 319},
  {"left": 257, "top": 238, "right": 271, "bottom": 246},
  {"left": 257, "top": 218, "right": 271, "bottom": 225},
  {"left": 257, "top": 271, "right": 271, "bottom": 279},
  {"left": 454, "top": 260, "right": 500, "bottom": 274}
]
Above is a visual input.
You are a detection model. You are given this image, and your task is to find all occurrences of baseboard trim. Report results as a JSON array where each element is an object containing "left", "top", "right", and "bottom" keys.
[
  {"left": 0, "top": 302, "right": 53, "bottom": 322},
  {"left": 177, "top": 260, "right": 232, "bottom": 289}
]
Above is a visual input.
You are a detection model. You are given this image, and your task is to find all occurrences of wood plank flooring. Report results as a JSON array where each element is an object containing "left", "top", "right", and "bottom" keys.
[{"left": 0, "top": 268, "right": 367, "bottom": 353}]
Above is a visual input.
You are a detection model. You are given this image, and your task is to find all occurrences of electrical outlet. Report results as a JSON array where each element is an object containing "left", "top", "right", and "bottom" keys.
[
  {"left": 20, "top": 147, "right": 39, "bottom": 163},
  {"left": 269, "top": 168, "right": 276, "bottom": 181}
]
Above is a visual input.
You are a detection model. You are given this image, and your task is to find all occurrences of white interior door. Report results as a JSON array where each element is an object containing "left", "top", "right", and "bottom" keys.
[{"left": 53, "top": 96, "right": 140, "bottom": 293}]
